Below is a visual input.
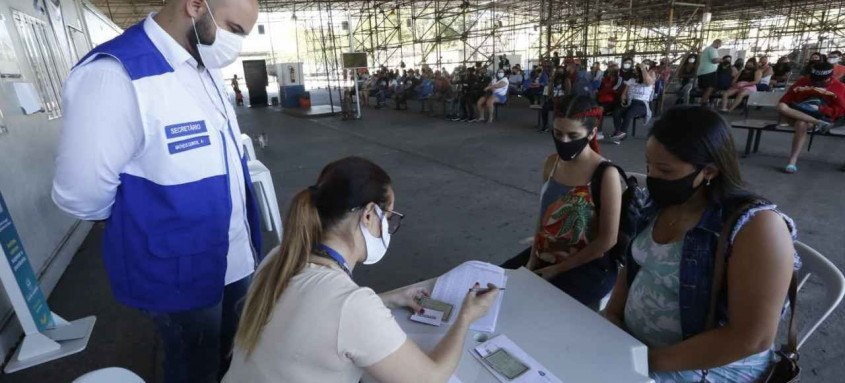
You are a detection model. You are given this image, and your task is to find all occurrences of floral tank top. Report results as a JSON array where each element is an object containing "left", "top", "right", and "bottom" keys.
[{"left": 534, "top": 161, "right": 597, "bottom": 264}]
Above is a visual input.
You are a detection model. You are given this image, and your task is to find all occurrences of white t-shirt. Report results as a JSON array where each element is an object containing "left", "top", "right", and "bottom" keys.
[
  {"left": 223, "top": 263, "right": 407, "bottom": 383},
  {"left": 492, "top": 78, "right": 509, "bottom": 97}
]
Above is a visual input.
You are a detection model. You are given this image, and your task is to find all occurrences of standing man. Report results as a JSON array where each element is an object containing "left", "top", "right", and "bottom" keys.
[
  {"left": 231, "top": 74, "right": 243, "bottom": 106},
  {"left": 697, "top": 39, "right": 722, "bottom": 106},
  {"left": 52, "top": 0, "right": 261, "bottom": 382}
]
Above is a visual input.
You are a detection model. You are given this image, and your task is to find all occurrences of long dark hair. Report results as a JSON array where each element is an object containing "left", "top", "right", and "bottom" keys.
[
  {"left": 235, "top": 156, "right": 391, "bottom": 355},
  {"left": 648, "top": 106, "right": 752, "bottom": 206},
  {"left": 553, "top": 94, "right": 603, "bottom": 153}
]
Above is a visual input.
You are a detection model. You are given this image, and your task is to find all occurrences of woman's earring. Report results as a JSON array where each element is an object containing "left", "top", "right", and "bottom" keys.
[{"left": 706, "top": 178, "right": 712, "bottom": 187}]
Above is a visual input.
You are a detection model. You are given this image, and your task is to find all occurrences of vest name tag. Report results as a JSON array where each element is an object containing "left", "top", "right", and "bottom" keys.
[
  {"left": 165, "top": 120, "right": 207, "bottom": 139},
  {"left": 168, "top": 135, "right": 211, "bottom": 154}
]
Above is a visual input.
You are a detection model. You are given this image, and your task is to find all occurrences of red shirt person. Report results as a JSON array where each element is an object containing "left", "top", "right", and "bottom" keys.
[{"left": 777, "top": 62, "right": 845, "bottom": 173}]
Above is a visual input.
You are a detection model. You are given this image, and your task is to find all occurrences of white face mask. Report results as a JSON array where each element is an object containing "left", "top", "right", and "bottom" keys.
[
  {"left": 829, "top": 57, "right": 840, "bottom": 64},
  {"left": 688, "top": 58, "right": 696, "bottom": 63},
  {"left": 497, "top": 72, "right": 505, "bottom": 79},
  {"left": 192, "top": 1, "right": 244, "bottom": 69},
  {"left": 360, "top": 205, "right": 390, "bottom": 265},
  {"left": 623, "top": 63, "right": 632, "bottom": 69}
]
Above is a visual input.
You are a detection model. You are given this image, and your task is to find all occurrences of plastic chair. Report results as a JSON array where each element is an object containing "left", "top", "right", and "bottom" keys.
[
  {"left": 793, "top": 241, "right": 845, "bottom": 349},
  {"left": 248, "top": 160, "right": 283, "bottom": 244},
  {"left": 241, "top": 134, "right": 257, "bottom": 161},
  {"left": 73, "top": 368, "right": 145, "bottom": 383}
]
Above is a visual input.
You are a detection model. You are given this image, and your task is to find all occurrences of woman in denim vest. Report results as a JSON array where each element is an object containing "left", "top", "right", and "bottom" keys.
[{"left": 605, "top": 107, "right": 799, "bottom": 382}]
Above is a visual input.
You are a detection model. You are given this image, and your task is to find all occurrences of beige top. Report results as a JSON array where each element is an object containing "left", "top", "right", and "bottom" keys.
[{"left": 223, "top": 263, "right": 407, "bottom": 383}]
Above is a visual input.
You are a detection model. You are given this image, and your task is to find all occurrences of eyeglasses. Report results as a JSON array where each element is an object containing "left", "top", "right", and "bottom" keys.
[
  {"left": 351, "top": 205, "right": 405, "bottom": 235},
  {"left": 383, "top": 209, "right": 405, "bottom": 234}
]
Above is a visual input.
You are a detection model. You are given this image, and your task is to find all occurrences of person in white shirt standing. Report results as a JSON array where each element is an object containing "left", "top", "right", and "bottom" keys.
[{"left": 52, "top": 0, "right": 260, "bottom": 382}]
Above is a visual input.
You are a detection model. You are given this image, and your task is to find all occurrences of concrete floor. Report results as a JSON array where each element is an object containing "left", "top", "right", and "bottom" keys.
[{"left": 3, "top": 92, "right": 844, "bottom": 382}]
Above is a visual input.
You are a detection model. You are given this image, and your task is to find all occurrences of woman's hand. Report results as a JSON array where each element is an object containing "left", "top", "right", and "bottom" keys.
[
  {"left": 381, "top": 285, "right": 430, "bottom": 313},
  {"left": 533, "top": 264, "right": 562, "bottom": 281},
  {"left": 458, "top": 283, "right": 500, "bottom": 324}
]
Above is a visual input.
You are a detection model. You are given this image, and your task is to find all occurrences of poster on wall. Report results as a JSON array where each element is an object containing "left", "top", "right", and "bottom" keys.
[
  {"left": 0, "top": 15, "right": 22, "bottom": 78},
  {"left": 44, "top": 0, "right": 71, "bottom": 74}
]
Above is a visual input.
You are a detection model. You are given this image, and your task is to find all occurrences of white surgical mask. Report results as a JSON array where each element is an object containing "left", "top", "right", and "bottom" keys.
[
  {"left": 497, "top": 72, "right": 505, "bottom": 79},
  {"left": 192, "top": 0, "right": 244, "bottom": 69},
  {"left": 829, "top": 57, "right": 840, "bottom": 64},
  {"left": 688, "top": 58, "right": 696, "bottom": 63},
  {"left": 623, "top": 63, "right": 632, "bottom": 69},
  {"left": 360, "top": 205, "right": 390, "bottom": 265}
]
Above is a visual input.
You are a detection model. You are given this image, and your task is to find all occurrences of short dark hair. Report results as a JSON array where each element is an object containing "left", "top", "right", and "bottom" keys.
[{"left": 831, "top": 50, "right": 842, "bottom": 56}]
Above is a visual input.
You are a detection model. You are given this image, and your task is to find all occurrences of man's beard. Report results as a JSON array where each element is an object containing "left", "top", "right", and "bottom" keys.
[{"left": 187, "top": 14, "right": 216, "bottom": 67}]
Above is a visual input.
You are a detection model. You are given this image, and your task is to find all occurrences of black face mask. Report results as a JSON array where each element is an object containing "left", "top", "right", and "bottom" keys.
[
  {"left": 553, "top": 135, "right": 590, "bottom": 161},
  {"left": 646, "top": 168, "right": 703, "bottom": 208}
]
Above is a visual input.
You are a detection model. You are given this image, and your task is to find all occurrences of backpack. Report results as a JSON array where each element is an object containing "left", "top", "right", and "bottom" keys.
[{"left": 589, "top": 161, "right": 653, "bottom": 266}]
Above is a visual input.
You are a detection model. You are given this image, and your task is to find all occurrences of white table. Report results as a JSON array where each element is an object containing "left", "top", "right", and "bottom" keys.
[{"left": 376, "top": 267, "right": 653, "bottom": 383}]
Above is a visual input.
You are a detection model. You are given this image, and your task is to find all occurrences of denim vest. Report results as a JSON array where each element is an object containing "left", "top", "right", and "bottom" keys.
[{"left": 625, "top": 199, "right": 798, "bottom": 340}]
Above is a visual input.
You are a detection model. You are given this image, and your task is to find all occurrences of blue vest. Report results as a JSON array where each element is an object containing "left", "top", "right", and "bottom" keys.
[{"left": 74, "top": 23, "right": 262, "bottom": 312}]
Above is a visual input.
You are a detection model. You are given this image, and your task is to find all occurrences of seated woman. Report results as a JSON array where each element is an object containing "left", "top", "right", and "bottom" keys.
[
  {"left": 719, "top": 58, "right": 761, "bottom": 113},
  {"left": 523, "top": 66, "right": 549, "bottom": 105},
  {"left": 715, "top": 55, "right": 737, "bottom": 92},
  {"left": 674, "top": 53, "right": 699, "bottom": 105},
  {"left": 605, "top": 106, "right": 799, "bottom": 383},
  {"left": 610, "top": 62, "right": 655, "bottom": 143},
  {"left": 777, "top": 62, "right": 845, "bottom": 174},
  {"left": 771, "top": 56, "right": 791, "bottom": 88},
  {"left": 502, "top": 95, "right": 623, "bottom": 309},
  {"left": 538, "top": 66, "right": 570, "bottom": 132},
  {"left": 224, "top": 157, "right": 499, "bottom": 383},
  {"left": 474, "top": 69, "right": 509, "bottom": 123},
  {"left": 597, "top": 67, "right": 621, "bottom": 115}
]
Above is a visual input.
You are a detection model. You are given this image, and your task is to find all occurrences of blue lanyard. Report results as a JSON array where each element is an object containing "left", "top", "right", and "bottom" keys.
[{"left": 315, "top": 244, "right": 352, "bottom": 277}]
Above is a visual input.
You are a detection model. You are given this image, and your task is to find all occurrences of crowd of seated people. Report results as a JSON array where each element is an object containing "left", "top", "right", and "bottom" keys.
[{"left": 358, "top": 46, "right": 845, "bottom": 174}]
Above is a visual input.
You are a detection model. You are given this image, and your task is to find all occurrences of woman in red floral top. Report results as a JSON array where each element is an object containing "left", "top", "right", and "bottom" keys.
[{"left": 501, "top": 95, "right": 624, "bottom": 309}]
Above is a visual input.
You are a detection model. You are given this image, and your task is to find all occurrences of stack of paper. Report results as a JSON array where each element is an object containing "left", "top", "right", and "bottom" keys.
[
  {"left": 430, "top": 261, "right": 507, "bottom": 332},
  {"left": 473, "top": 335, "right": 563, "bottom": 383}
]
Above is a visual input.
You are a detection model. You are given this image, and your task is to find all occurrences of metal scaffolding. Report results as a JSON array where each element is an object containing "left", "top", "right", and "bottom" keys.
[{"left": 91, "top": 0, "right": 845, "bottom": 84}]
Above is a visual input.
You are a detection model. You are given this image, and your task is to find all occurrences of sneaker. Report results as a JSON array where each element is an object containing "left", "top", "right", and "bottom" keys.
[
  {"left": 451, "top": 117, "right": 463, "bottom": 122},
  {"left": 597, "top": 132, "right": 605, "bottom": 141},
  {"left": 783, "top": 164, "right": 798, "bottom": 174},
  {"left": 610, "top": 132, "right": 627, "bottom": 141},
  {"left": 610, "top": 139, "right": 622, "bottom": 145},
  {"left": 817, "top": 120, "right": 833, "bottom": 133},
  {"left": 468, "top": 118, "right": 481, "bottom": 123}
]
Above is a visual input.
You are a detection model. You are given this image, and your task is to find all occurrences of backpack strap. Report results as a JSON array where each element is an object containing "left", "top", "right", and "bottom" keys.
[{"left": 590, "top": 161, "right": 627, "bottom": 212}]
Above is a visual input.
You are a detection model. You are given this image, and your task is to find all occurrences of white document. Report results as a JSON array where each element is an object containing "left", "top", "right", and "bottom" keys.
[
  {"left": 13, "top": 82, "right": 43, "bottom": 115},
  {"left": 431, "top": 261, "right": 507, "bottom": 332},
  {"left": 473, "top": 335, "right": 563, "bottom": 383},
  {"left": 410, "top": 308, "right": 444, "bottom": 326}
]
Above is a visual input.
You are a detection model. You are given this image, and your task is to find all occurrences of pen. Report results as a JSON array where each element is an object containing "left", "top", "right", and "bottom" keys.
[{"left": 468, "top": 288, "right": 506, "bottom": 292}]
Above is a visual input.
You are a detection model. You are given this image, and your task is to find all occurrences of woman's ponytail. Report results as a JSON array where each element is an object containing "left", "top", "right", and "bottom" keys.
[{"left": 234, "top": 188, "right": 322, "bottom": 355}]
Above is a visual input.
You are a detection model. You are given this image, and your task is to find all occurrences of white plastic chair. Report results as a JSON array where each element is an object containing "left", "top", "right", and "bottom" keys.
[
  {"left": 793, "top": 241, "right": 845, "bottom": 349},
  {"left": 241, "top": 134, "right": 257, "bottom": 161},
  {"left": 73, "top": 367, "right": 145, "bottom": 383},
  {"left": 248, "top": 160, "right": 283, "bottom": 244}
]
